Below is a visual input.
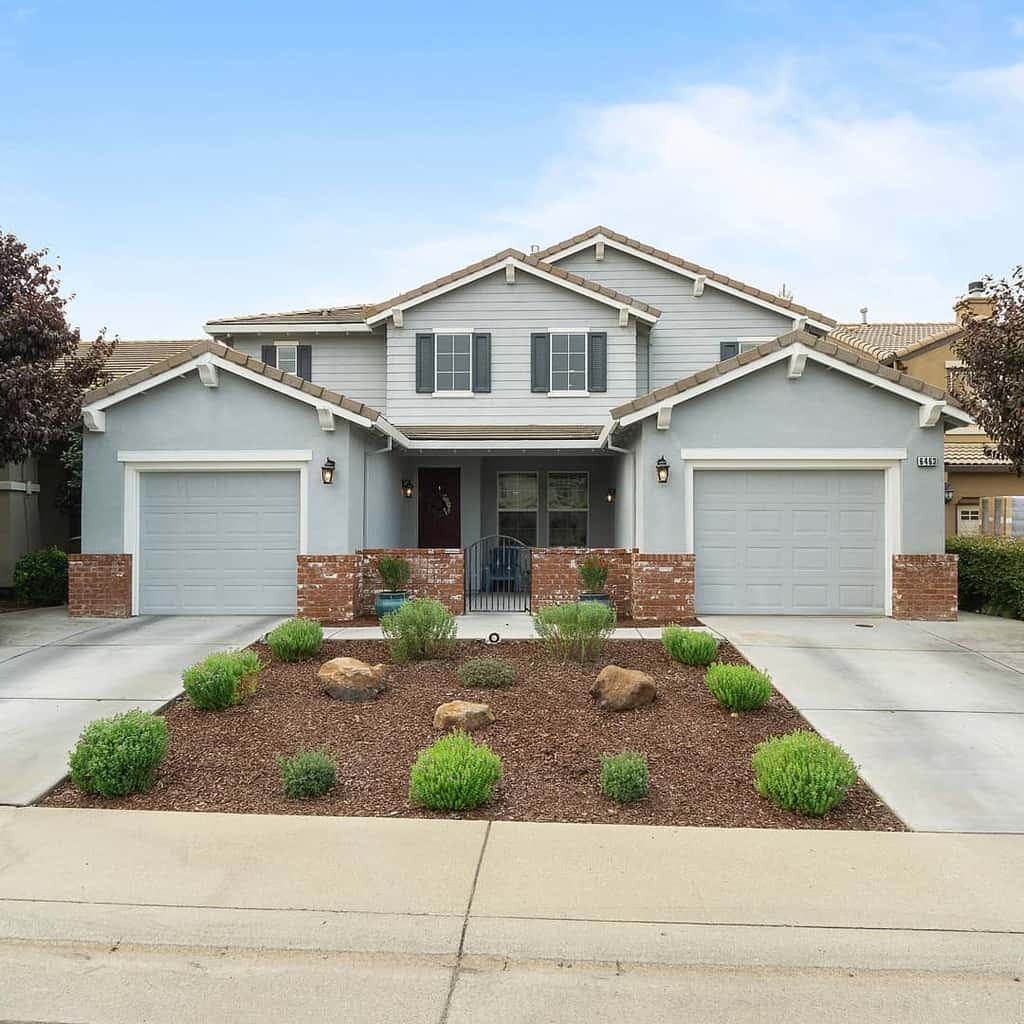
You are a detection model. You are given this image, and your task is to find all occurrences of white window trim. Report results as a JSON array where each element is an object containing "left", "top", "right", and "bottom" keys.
[
  {"left": 547, "top": 470, "right": 590, "bottom": 547},
  {"left": 119, "top": 449, "right": 311, "bottom": 616},
  {"left": 497, "top": 470, "right": 539, "bottom": 546},
  {"left": 275, "top": 343, "right": 298, "bottom": 374},
  {"left": 678, "top": 448, "right": 906, "bottom": 616},
  {"left": 736, "top": 336, "right": 776, "bottom": 352},
  {"left": 548, "top": 330, "right": 589, "bottom": 396},
  {"left": 432, "top": 330, "right": 474, "bottom": 396}
]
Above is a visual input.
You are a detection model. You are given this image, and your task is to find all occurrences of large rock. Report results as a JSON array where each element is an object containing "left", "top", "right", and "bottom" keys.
[
  {"left": 590, "top": 666, "right": 657, "bottom": 711},
  {"left": 433, "top": 700, "right": 494, "bottom": 732},
  {"left": 319, "top": 657, "right": 388, "bottom": 702}
]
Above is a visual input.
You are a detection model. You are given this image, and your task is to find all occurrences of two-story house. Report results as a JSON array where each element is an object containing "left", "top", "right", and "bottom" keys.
[{"left": 73, "top": 227, "right": 970, "bottom": 623}]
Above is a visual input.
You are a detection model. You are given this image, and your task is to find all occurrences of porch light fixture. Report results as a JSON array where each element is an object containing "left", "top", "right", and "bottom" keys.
[
  {"left": 655, "top": 456, "right": 670, "bottom": 484},
  {"left": 606, "top": 487, "right": 616, "bottom": 504},
  {"left": 402, "top": 479, "right": 415, "bottom": 499},
  {"left": 944, "top": 482, "right": 954, "bottom": 504},
  {"left": 320, "top": 458, "right": 336, "bottom": 485}
]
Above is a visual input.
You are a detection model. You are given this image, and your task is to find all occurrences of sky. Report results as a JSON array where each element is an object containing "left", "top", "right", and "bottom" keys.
[{"left": 2, "top": 0, "right": 1024, "bottom": 339}]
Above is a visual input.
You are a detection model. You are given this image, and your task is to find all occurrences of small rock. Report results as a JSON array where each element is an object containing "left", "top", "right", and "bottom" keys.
[
  {"left": 433, "top": 700, "right": 494, "bottom": 731},
  {"left": 319, "top": 657, "right": 388, "bottom": 702},
  {"left": 590, "top": 665, "right": 657, "bottom": 711}
]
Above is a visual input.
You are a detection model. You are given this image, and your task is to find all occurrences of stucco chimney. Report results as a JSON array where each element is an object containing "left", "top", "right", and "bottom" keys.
[{"left": 954, "top": 280, "right": 994, "bottom": 324}]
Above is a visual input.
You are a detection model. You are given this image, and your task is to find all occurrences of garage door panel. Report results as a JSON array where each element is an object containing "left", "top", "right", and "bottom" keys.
[
  {"left": 140, "top": 471, "right": 299, "bottom": 614},
  {"left": 695, "top": 469, "right": 885, "bottom": 615}
]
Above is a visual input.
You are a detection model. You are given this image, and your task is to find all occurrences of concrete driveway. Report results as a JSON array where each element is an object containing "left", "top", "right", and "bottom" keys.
[
  {"left": 0, "top": 608, "right": 282, "bottom": 806},
  {"left": 702, "top": 612, "right": 1024, "bottom": 833}
]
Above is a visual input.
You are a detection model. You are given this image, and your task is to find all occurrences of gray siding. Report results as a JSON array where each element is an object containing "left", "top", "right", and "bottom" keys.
[
  {"left": 233, "top": 332, "right": 387, "bottom": 409},
  {"left": 385, "top": 269, "right": 636, "bottom": 425},
  {"left": 557, "top": 245, "right": 795, "bottom": 389}
]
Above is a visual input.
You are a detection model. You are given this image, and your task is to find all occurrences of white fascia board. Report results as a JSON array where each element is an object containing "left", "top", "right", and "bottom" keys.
[
  {"left": 204, "top": 322, "right": 373, "bottom": 334},
  {"left": 544, "top": 236, "right": 833, "bottom": 331},
  {"left": 406, "top": 437, "right": 605, "bottom": 451},
  {"left": 118, "top": 450, "right": 314, "bottom": 463},
  {"left": 680, "top": 447, "right": 907, "bottom": 463},
  {"left": 365, "top": 256, "right": 659, "bottom": 325}
]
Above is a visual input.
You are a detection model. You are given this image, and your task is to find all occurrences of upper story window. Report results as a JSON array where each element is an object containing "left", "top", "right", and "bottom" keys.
[
  {"left": 415, "top": 332, "right": 491, "bottom": 394},
  {"left": 276, "top": 344, "right": 298, "bottom": 374},
  {"left": 550, "top": 333, "right": 587, "bottom": 392},
  {"left": 436, "top": 333, "right": 472, "bottom": 392},
  {"left": 720, "top": 337, "right": 774, "bottom": 360},
  {"left": 530, "top": 331, "right": 607, "bottom": 394},
  {"left": 261, "top": 343, "right": 311, "bottom": 380}
]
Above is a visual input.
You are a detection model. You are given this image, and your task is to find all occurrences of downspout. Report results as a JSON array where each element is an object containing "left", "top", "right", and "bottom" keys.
[
  {"left": 362, "top": 433, "right": 393, "bottom": 549},
  {"left": 603, "top": 421, "right": 638, "bottom": 551}
]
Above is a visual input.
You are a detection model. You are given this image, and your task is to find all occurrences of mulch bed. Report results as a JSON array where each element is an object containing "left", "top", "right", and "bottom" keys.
[{"left": 44, "top": 639, "right": 903, "bottom": 830}]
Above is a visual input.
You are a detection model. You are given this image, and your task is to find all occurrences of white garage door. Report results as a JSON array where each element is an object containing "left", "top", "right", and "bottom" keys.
[
  {"left": 694, "top": 469, "right": 885, "bottom": 614},
  {"left": 139, "top": 471, "right": 300, "bottom": 614}
]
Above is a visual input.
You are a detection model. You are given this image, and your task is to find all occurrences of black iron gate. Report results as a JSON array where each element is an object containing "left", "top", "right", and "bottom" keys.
[{"left": 464, "top": 535, "right": 531, "bottom": 612}]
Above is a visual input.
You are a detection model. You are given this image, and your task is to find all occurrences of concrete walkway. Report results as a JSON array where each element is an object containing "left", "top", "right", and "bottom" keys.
[
  {"left": 0, "top": 808, "right": 1021, "bottom": 1022},
  {"left": 0, "top": 608, "right": 282, "bottom": 805},
  {"left": 704, "top": 612, "right": 1024, "bottom": 834}
]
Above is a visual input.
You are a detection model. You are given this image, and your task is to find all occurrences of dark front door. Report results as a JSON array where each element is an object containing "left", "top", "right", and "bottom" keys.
[{"left": 418, "top": 468, "right": 461, "bottom": 548}]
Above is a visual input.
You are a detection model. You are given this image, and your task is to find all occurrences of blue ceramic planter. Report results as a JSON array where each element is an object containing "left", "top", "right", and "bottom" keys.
[{"left": 374, "top": 591, "right": 408, "bottom": 618}]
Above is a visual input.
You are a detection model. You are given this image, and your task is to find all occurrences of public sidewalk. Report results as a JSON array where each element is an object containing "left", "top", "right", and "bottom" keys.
[{"left": 0, "top": 807, "right": 1021, "bottom": 1022}]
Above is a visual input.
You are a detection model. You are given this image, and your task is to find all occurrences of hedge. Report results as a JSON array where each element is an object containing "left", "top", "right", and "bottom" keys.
[{"left": 946, "top": 535, "right": 1024, "bottom": 620}]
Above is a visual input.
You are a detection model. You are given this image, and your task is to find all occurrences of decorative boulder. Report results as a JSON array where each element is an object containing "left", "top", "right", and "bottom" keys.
[
  {"left": 590, "top": 666, "right": 657, "bottom": 711},
  {"left": 319, "top": 657, "right": 388, "bottom": 702},
  {"left": 433, "top": 700, "right": 494, "bottom": 732}
]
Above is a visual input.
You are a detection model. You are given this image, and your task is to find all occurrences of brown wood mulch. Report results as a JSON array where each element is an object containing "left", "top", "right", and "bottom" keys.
[{"left": 44, "top": 639, "right": 903, "bottom": 831}]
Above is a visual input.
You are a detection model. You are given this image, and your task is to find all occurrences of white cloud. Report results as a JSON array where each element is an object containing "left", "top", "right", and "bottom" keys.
[{"left": 953, "top": 61, "right": 1024, "bottom": 102}]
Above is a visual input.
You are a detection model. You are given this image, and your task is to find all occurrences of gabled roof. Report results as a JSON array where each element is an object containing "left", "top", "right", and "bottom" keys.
[
  {"left": 609, "top": 330, "right": 971, "bottom": 428},
  {"left": 206, "top": 304, "right": 373, "bottom": 328},
  {"left": 77, "top": 339, "right": 207, "bottom": 377},
  {"left": 535, "top": 226, "right": 836, "bottom": 329},
  {"left": 830, "top": 322, "right": 960, "bottom": 362},
  {"left": 362, "top": 248, "right": 662, "bottom": 325}
]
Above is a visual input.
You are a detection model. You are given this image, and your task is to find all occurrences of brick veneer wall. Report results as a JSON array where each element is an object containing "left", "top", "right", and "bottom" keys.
[
  {"left": 631, "top": 553, "right": 695, "bottom": 623},
  {"left": 68, "top": 554, "right": 132, "bottom": 618},
  {"left": 357, "top": 548, "right": 465, "bottom": 617},
  {"left": 296, "top": 554, "right": 359, "bottom": 622},
  {"left": 530, "top": 548, "right": 633, "bottom": 616},
  {"left": 891, "top": 554, "right": 958, "bottom": 621}
]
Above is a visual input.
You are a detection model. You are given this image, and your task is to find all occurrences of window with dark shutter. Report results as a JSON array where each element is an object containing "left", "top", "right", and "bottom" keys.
[
  {"left": 719, "top": 341, "right": 740, "bottom": 361},
  {"left": 297, "top": 345, "right": 312, "bottom": 381},
  {"left": 530, "top": 333, "right": 550, "bottom": 393},
  {"left": 415, "top": 334, "right": 436, "bottom": 393},
  {"left": 472, "top": 333, "right": 491, "bottom": 393},
  {"left": 587, "top": 332, "right": 607, "bottom": 392},
  {"left": 261, "top": 344, "right": 277, "bottom": 367}
]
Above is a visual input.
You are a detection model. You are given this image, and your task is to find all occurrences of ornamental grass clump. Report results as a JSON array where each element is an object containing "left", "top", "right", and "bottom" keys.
[
  {"left": 704, "top": 662, "right": 773, "bottom": 712},
  {"left": 600, "top": 751, "right": 649, "bottom": 803},
  {"left": 266, "top": 617, "right": 323, "bottom": 662},
  {"left": 277, "top": 747, "right": 337, "bottom": 799},
  {"left": 579, "top": 555, "right": 609, "bottom": 594},
  {"left": 377, "top": 555, "right": 411, "bottom": 591},
  {"left": 182, "top": 649, "right": 262, "bottom": 710},
  {"left": 408, "top": 732, "right": 502, "bottom": 811},
  {"left": 457, "top": 657, "right": 516, "bottom": 688},
  {"left": 69, "top": 710, "right": 169, "bottom": 798},
  {"left": 752, "top": 730, "right": 858, "bottom": 817},
  {"left": 661, "top": 625, "right": 718, "bottom": 666},
  {"left": 381, "top": 597, "right": 457, "bottom": 663},
  {"left": 533, "top": 601, "right": 616, "bottom": 663}
]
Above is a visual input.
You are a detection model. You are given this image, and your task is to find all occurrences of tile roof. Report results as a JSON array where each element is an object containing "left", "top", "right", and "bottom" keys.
[
  {"left": 398, "top": 424, "right": 604, "bottom": 441},
  {"left": 830, "top": 322, "right": 961, "bottom": 361},
  {"left": 609, "top": 330, "right": 961, "bottom": 421},
  {"left": 206, "top": 304, "right": 373, "bottom": 326},
  {"left": 77, "top": 340, "right": 205, "bottom": 377},
  {"left": 364, "top": 248, "right": 661, "bottom": 321},
  {"left": 534, "top": 226, "right": 836, "bottom": 328},
  {"left": 944, "top": 442, "right": 1012, "bottom": 468}
]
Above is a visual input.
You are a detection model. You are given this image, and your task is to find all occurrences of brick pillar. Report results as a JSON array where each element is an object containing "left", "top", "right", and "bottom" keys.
[
  {"left": 631, "top": 553, "right": 695, "bottom": 623},
  {"left": 357, "top": 549, "right": 465, "bottom": 616},
  {"left": 892, "top": 554, "right": 958, "bottom": 620},
  {"left": 67, "top": 554, "right": 132, "bottom": 618},
  {"left": 296, "top": 555, "right": 359, "bottom": 622}
]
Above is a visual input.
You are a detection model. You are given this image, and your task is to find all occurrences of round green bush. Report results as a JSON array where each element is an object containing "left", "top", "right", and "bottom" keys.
[
  {"left": 266, "top": 617, "right": 323, "bottom": 662},
  {"left": 13, "top": 546, "right": 69, "bottom": 606},
  {"left": 704, "top": 662, "right": 772, "bottom": 711},
  {"left": 277, "top": 747, "right": 337, "bottom": 799},
  {"left": 661, "top": 626, "right": 719, "bottom": 666},
  {"left": 752, "top": 730, "right": 858, "bottom": 817},
  {"left": 182, "top": 649, "right": 262, "bottom": 710},
  {"left": 457, "top": 657, "right": 516, "bottom": 688},
  {"left": 600, "top": 751, "right": 649, "bottom": 803},
  {"left": 69, "top": 710, "right": 169, "bottom": 797},
  {"left": 409, "top": 732, "right": 502, "bottom": 811},
  {"left": 381, "top": 597, "right": 457, "bottom": 663}
]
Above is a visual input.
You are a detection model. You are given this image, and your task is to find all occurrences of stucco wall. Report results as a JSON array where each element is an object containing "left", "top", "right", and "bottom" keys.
[{"left": 946, "top": 469, "right": 1018, "bottom": 535}]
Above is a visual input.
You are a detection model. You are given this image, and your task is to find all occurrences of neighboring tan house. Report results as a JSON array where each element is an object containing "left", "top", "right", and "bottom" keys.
[
  {"left": 71, "top": 226, "right": 970, "bottom": 623},
  {"left": 832, "top": 284, "right": 1017, "bottom": 537}
]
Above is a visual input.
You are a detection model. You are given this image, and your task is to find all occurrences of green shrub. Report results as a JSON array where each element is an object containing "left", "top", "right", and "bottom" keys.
[
  {"left": 704, "top": 662, "right": 772, "bottom": 711},
  {"left": 378, "top": 555, "right": 411, "bottom": 591},
  {"left": 266, "top": 618, "right": 323, "bottom": 662},
  {"left": 409, "top": 732, "right": 502, "bottom": 810},
  {"left": 752, "top": 730, "right": 858, "bottom": 817},
  {"left": 947, "top": 535, "right": 1024, "bottom": 620},
  {"left": 533, "top": 601, "right": 616, "bottom": 662},
  {"left": 661, "top": 626, "right": 719, "bottom": 666},
  {"left": 600, "top": 751, "right": 649, "bottom": 803},
  {"left": 69, "top": 710, "right": 169, "bottom": 797},
  {"left": 457, "top": 657, "right": 516, "bottom": 688},
  {"left": 277, "top": 747, "right": 337, "bottom": 799},
  {"left": 13, "top": 546, "right": 68, "bottom": 606},
  {"left": 182, "top": 649, "right": 262, "bottom": 710},
  {"left": 579, "top": 555, "right": 609, "bottom": 594},
  {"left": 381, "top": 597, "right": 457, "bottom": 663}
]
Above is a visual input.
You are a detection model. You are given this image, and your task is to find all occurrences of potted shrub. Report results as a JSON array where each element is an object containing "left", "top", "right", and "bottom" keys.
[
  {"left": 578, "top": 555, "right": 611, "bottom": 609},
  {"left": 375, "top": 555, "right": 411, "bottom": 618}
]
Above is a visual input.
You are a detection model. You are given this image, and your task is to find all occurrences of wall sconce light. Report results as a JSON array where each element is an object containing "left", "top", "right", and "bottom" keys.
[
  {"left": 944, "top": 482, "right": 954, "bottom": 504},
  {"left": 321, "top": 458, "right": 336, "bottom": 485},
  {"left": 606, "top": 487, "right": 616, "bottom": 504},
  {"left": 656, "top": 456, "right": 670, "bottom": 484},
  {"left": 402, "top": 479, "right": 415, "bottom": 499}
]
